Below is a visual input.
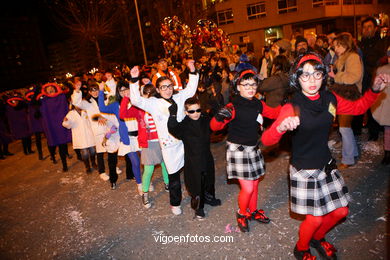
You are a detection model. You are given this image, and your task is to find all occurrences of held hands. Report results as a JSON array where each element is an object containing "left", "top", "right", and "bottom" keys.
[
  {"left": 168, "top": 100, "right": 178, "bottom": 116},
  {"left": 215, "top": 106, "right": 232, "bottom": 122},
  {"left": 186, "top": 59, "right": 195, "bottom": 73},
  {"left": 277, "top": 116, "right": 300, "bottom": 133},
  {"left": 372, "top": 73, "right": 390, "bottom": 92}
]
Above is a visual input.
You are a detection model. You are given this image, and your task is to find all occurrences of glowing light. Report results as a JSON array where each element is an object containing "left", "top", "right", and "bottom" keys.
[{"left": 66, "top": 73, "right": 73, "bottom": 78}]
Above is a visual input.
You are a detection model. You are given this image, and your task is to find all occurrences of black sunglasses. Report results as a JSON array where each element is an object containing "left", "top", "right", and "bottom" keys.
[{"left": 187, "top": 109, "right": 201, "bottom": 114}]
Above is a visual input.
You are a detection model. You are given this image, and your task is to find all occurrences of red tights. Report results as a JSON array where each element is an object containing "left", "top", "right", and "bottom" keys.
[
  {"left": 238, "top": 179, "right": 260, "bottom": 215},
  {"left": 297, "top": 207, "right": 349, "bottom": 251}
]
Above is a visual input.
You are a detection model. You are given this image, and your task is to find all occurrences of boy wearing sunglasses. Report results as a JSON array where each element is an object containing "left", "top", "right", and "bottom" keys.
[{"left": 167, "top": 97, "right": 220, "bottom": 219}]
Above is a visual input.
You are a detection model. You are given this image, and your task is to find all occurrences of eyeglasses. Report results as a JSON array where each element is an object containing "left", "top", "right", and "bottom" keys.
[
  {"left": 299, "top": 71, "right": 323, "bottom": 82},
  {"left": 187, "top": 109, "right": 201, "bottom": 114},
  {"left": 159, "top": 84, "right": 174, "bottom": 91},
  {"left": 119, "top": 88, "right": 128, "bottom": 92},
  {"left": 239, "top": 83, "right": 258, "bottom": 90}
]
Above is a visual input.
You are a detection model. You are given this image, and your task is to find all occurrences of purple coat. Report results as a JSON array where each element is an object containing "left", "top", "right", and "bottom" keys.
[
  {"left": 6, "top": 104, "right": 32, "bottom": 139},
  {"left": 27, "top": 103, "right": 43, "bottom": 133},
  {"left": 40, "top": 94, "right": 71, "bottom": 146}
]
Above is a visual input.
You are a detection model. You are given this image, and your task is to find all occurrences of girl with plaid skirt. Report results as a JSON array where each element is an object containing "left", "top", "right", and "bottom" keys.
[
  {"left": 262, "top": 52, "right": 390, "bottom": 260},
  {"left": 210, "top": 69, "right": 280, "bottom": 232}
]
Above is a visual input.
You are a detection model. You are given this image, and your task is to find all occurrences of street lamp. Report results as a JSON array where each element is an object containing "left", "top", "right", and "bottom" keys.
[{"left": 134, "top": 0, "right": 148, "bottom": 65}]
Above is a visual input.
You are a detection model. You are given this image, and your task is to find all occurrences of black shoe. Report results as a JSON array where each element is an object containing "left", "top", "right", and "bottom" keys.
[
  {"left": 195, "top": 208, "right": 205, "bottom": 219},
  {"left": 293, "top": 245, "right": 316, "bottom": 260},
  {"left": 0, "top": 156, "right": 5, "bottom": 160},
  {"left": 91, "top": 162, "right": 98, "bottom": 169},
  {"left": 38, "top": 154, "right": 44, "bottom": 160},
  {"left": 111, "top": 182, "right": 117, "bottom": 190},
  {"left": 4, "top": 152, "right": 14, "bottom": 156},
  {"left": 310, "top": 238, "right": 337, "bottom": 260},
  {"left": 251, "top": 209, "right": 270, "bottom": 224},
  {"left": 236, "top": 212, "right": 250, "bottom": 232},
  {"left": 28, "top": 150, "right": 35, "bottom": 154},
  {"left": 204, "top": 192, "right": 221, "bottom": 206},
  {"left": 368, "top": 135, "right": 378, "bottom": 141},
  {"left": 86, "top": 168, "right": 92, "bottom": 174},
  {"left": 62, "top": 166, "right": 68, "bottom": 172}
]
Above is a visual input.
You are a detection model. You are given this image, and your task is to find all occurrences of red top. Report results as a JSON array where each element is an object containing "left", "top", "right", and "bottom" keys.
[
  {"left": 119, "top": 97, "right": 148, "bottom": 148},
  {"left": 261, "top": 89, "right": 380, "bottom": 146}
]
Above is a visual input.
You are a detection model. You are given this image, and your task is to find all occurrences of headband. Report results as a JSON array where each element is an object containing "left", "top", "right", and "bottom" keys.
[
  {"left": 238, "top": 69, "right": 256, "bottom": 80},
  {"left": 6, "top": 97, "right": 24, "bottom": 107},
  {"left": 296, "top": 54, "right": 323, "bottom": 69}
]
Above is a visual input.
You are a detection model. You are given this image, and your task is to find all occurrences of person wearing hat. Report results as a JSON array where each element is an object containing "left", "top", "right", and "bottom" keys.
[
  {"left": 272, "top": 39, "right": 293, "bottom": 63},
  {"left": 295, "top": 36, "right": 309, "bottom": 57},
  {"left": 262, "top": 52, "right": 389, "bottom": 260},
  {"left": 152, "top": 58, "right": 183, "bottom": 91}
]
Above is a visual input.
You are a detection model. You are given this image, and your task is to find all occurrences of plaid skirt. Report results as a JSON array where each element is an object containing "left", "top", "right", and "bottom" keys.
[
  {"left": 226, "top": 141, "right": 265, "bottom": 180},
  {"left": 289, "top": 164, "right": 350, "bottom": 216}
]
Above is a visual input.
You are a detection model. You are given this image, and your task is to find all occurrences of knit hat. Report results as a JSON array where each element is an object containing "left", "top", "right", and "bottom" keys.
[
  {"left": 275, "top": 39, "right": 292, "bottom": 53},
  {"left": 295, "top": 36, "right": 308, "bottom": 49}
]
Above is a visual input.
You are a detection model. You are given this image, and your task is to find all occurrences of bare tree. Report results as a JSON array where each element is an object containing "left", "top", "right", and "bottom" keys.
[{"left": 47, "top": 0, "right": 121, "bottom": 68}]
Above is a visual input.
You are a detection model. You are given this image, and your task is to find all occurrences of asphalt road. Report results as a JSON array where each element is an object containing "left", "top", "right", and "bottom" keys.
[{"left": 0, "top": 132, "right": 388, "bottom": 260}]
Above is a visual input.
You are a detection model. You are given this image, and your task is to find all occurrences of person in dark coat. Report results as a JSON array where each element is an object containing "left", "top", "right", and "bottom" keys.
[
  {"left": 0, "top": 99, "right": 14, "bottom": 159},
  {"left": 5, "top": 92, "right": 33, "bottom": 155},
  {"left": 26, "top": 86, "right": 45, "bottom": 160},
  {"left": 167, "top": 97, "right": 221, "bottom": 219},
  {"left": 39, "top": 83, "right": 72, "bottom": 172}
]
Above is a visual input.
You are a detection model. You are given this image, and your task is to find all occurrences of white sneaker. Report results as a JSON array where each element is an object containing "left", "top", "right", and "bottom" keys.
[
  {"left": 99, "top": 173, "right": 109, "bottom": 181},
  {"left": 116, "top": 167, "right": 122, "bottom": 174},
  {"left": 171, "top": 205, "right": 182, "bottom": 215},
  {"left": 137, "top": 183, "right": 143, "bottom": 195},
  {"left": 149, "top": 183, "right": 154, "bottom": 192}
]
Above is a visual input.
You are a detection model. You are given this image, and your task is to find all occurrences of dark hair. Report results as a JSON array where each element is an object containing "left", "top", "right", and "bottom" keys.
[
  {"left": 115, "top": 80, "right": 129, "bottom": 103},
  {"left": 184, "top": 97, "right": 200, "bottom": 110},
  {"left": 361, "top": 16, "right": 378, "bottom": 27},
  {"left": 289, "top": 52, "right": 327, "bottom": 91},
  {"left": 334, "top": 32, "right": 357, "bottom": 53},
  {"left": 155, "top": 76, "right": 172, "bottom": 88},
  {"left": 272, "top": 55, "right": 291, "bottom": 74},
  {"left": 142, "top": 84, "right": 157, "bottom": 98},
  {"left": 231, "top": 69, "right": 259, "bottom": 95}
]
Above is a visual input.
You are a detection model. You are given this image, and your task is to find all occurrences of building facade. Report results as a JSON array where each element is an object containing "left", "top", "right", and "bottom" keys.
[{"left": 213, "top": 0, "right": 390, "bottom": 57}]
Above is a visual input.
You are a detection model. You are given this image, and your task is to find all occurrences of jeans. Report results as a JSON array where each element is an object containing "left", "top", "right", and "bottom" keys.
[{"left": 339, "top": 127, "right": 359, "bottom": 165}]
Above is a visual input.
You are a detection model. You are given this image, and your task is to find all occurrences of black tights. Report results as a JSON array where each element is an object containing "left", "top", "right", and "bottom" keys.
[
  {"left": 108, "top": 152, "right": 118, "bottom": 184},
  {"left": 21, "top": 136, "right": 32, "bottom": 155},
  {"left": 48, "top": 144, "right": 68, "bottom": 170},
  {"left": 80, "top": 147, "right": 96, "bottom": 171},
  {"left": 34, "top": 132, "right": 43, "bottom": 159}
]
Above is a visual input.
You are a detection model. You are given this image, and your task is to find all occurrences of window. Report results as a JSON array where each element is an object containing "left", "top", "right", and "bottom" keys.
[
  {"left": 217, "top": 9, "right": 234, "bottom": 25},
  {"left": 312, "top": 0, "right": 338, "bottom": 7},
  {"left": 278, "top": 0, "right": 297, "bottom": 14},
  {"left": 343, "top": 0, "right": 372, "bottom": 4},
  {"left": 247, "top": 2, "right": 266, "bottom": 20}
]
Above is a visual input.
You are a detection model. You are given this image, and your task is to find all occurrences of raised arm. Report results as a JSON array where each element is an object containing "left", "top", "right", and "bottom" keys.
[
  {"left": 71, "top": 81, "right": 87, "bottom": 110},
  {"left": 129, "top": 66, "right": 156, "bottom": 114},
  {"left": 336, "top": 73, "right": 390, "bottom": 115},
  {"left": 97, "top": 89, "right": 117, "bottom": 114},
  {"left": 210, "top": 103, "right": 235, "bottom": 131},
  {"left": 176, "top": 60, "right": 199, "bottom": 100}
]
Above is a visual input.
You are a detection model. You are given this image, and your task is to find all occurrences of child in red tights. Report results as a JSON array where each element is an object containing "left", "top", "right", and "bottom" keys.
[
  {"left": 262, "top": 52, "right": 389, "bottom": 259},
  {"left": 210, "top": 69, "right": 280, "bottom": 232}
]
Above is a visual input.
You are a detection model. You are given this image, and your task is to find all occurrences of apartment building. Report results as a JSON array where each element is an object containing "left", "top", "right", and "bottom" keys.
[{"left": 213, "top": 0, "right": 389, "bottom": 56}]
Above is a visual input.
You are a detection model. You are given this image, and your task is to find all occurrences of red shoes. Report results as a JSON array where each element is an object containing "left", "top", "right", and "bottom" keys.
[
  {"left": 251, "top": 209, "right": 271, "bottom": 223},
  {"left": 310, "top": 238, "right": 337, "bottom": 260},
  {"left": 294, "top": 245, "right": 317, "bottom": 260},
  {"left": 236, "top": 212, "right": 251, "bottom": 232}
]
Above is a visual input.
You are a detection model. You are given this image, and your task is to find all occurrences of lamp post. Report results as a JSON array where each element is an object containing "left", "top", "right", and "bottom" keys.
[{"left": 134, "top": 0, "right": 148, "bottom": 65}]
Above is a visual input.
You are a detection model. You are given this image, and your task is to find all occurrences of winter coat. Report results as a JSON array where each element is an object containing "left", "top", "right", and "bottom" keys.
[
  {"left": 167, "top": 114, "right": 214, "bottom": 196},
  {"left": 62, "top": 110, "right": 95, "bottom": 149},
  {"left": 334, "top": 51, "right": 363, "bottom": 93},
  {"left": 6, "top": 102, "right": 31, "bottom": 139},
  {"left": 372, "top": 63, "right": 390, "bottom": 126},
  {"left": 259, "top": 72, "right": 290, "bottom": 107}
]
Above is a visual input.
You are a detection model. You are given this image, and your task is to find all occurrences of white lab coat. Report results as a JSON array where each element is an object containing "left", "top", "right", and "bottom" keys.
[
  {"left": 62, "top": 110, "right": 95, "bottom": 149},
  {"left": 130, "top": 73, "right": 199, "bottom": 174}
]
